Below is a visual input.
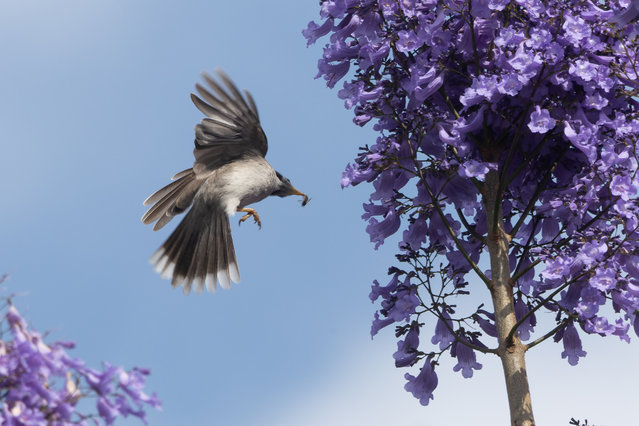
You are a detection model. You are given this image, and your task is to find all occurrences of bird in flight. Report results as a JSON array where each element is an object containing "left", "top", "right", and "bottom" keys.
[{"left": 142, "top": 70, "right": 309, "bottom": 295}]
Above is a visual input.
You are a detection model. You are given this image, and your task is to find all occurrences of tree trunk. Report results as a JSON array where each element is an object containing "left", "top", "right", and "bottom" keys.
[{"left": 484, "top": 171, "right": 536, "bottom": 426}]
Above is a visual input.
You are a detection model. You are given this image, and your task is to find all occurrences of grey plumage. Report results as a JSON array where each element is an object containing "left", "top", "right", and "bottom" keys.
[{"left": 142, "top": 70, "right": 308, "bottom": 294}]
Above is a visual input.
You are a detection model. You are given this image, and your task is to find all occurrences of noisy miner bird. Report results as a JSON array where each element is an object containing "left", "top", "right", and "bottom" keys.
[{"left": 142, "top": 70, "right": 309, "bottom": 295}]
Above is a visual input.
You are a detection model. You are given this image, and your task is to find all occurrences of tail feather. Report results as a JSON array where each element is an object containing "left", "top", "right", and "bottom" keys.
[
  {"left": 171, "top": 224, "right": 199, "bottom": 289},
  {"left": 217, "top": 210, "right": 239, "bottom": 289},
  {"left": 191, "top": 224, "right": 210, "bottom": 292},
  {"left": 152, "top": 221, "right": 185, "bottom": 279},
  {"left": 142, "top": 169, "right": 201, "bottom": 231},
  {"left": 143, "top": 171, "right": 193, "bottom": 207},
  {"left": 171, "top": 168, "right": 193, "bottom": 181},
  {"left": 149, "top": 202, "right": 240, "bottom": 294}
]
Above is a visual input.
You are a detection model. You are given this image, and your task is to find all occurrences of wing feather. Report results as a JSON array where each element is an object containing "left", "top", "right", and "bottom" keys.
[
  {"left": 190, "top": 70, "right": 268, "bottom": 176},
  {"left": 244, "top": 90, "right": 259, "bottom": 120}
]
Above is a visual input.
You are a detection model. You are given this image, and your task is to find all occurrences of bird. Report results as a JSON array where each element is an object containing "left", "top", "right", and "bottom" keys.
[{"left": 142, "top": 70, "right": 309, "bottom": 295}]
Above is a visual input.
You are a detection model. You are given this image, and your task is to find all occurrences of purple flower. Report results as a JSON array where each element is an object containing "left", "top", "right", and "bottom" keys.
[
  {"left": 396, "top": 30, "right": 421, "bottom": 52},
  {"left": 120, "top": 368, "right": 162, "bottom": 409},
  {"left": 83, "top": 364, "right": 120, "bottom": 396},
  {"left": 627, "top": 256, "right": 639, "bottom": 280},
  {"left": 302, "top": 19, "right": 333, "bottom": 46},
  {"left": 563, "top": 119, "right": 596, "bottom": 163},
  {"left": 308, "top": 0, "right": 639, "bottom": 408},
  {"left": 460, "top": 75, "right": 500, "bottom": 106},
  {"left": 584, "top": 91, "right": 608, "bottom": 110},
  {"left": 584, "top": 317, "right": 615, "bottom": 336},
  {"left": 371, "top": 170, "right": 410, "bottom": 201},
  {"left": 409, "top": 72, "right": 445, "bottom": 108},
  {"left": 541, "top": 256, "right": 573, "bottom": 281},
  {"left": 364, "top": 203, "right": 401, "bottom": 249},
  {"left": 611, "top": 174, "right": 636, "bottom": 201},
  {"left": 431, "top": 312, "right": 455, "bottom": 350},
  {"left": 341, "top": 159, "right": 378, "bottom": 188},
  {"left": 590, "top": 269, "right": 616, "bottom": 292},
  {"left": 371, "top": 312, "right": 395, "bottom": 337},
  {"left": 0, "top": 297, "right": 160, "bottom": 425},
  {"left": 474, "top": 310, "right": 498, "bottom": 337},
  {"left": 514, "top": 298, "right": 536, "bottom": 341},
  {"left": 320, "top": 0, "right": 348, "bottom": 19},
  {"left": 394, "top": 324, "right": 420, "bottom": 367},
  {"left": 497, "top": 73, "right": 524, "bottom": 96},
  {"left": 544, "top": 42, "right": 565, "bottom": 65},
  {"left": 516, "top": 0, "right": 544, "bottom": 17},
  {"left": 562, "top": 14, "right": 591, "bottom": 46},
  {"left": 495, "top": 27, "right": 524, "bottom": 47},
  {"left": 370, "top": 274, "right": 399, "bottom": 302},
  {"left": 528, "top": 106, "right": 555, "bottom": 134},
  {"left": 338, "top": 81, "right": 383, "bottom": 109},
  {"left": 612, "top": 319, "right": 630, "bottom": 343},
  {"left": 404, "top": 360, "right": 438, "bottom": 406},
  {"left": 316, "top": 59, "right": 349, "bottom": 88},
  {"left": 507, "top": 44, "right": 543, "bottom": 79},
  {"left": 379, "top": 0, "right": 398, "bottom": 16},
  {"left": 471, "top": 0, "right": 492, "bottom": 17},
  {"left": 610, "top": 1, "right": 639, "bottom": 26},
  {"left": 526, "top": 28, "right": 552, "bottom": 49},
  {"left": 561, "top": 323, "right": 587, "bottom": 366},
  {"left": 452, "top": 341, "right": 483, "bottom": 378},
  {"left": 387, "top": 285, "right": 420, "bottom": 323},
  {"left": 576, "top": 286, "right": 605, "bottom": 318},
  {"left": 576, "top": 240, "right": 608, "bottom": 268},
  {"left": 459, "top": 158, "right": 497, "bottom": 182},
  {"left": 359, "top": 40, "right": 390, "bottom": 70},
  {"left": 488, "top": 0, "right": 510, "bottom": 11},
  {"left": 569, "top": 59, "right": 599, "bottom": 83},
  {"left": 402, "top": 214, "right": 427, "bottom": 251},
  {"left": 98, "top": 397, "right": 120, "bottom": 425}
]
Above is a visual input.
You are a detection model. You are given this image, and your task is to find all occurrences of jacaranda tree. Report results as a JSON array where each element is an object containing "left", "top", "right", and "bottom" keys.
[
  {"left": 305, "top": 1, "right": 639, "bottom": 424},
  {"left": 0, "top": 277, "right": 161, "bottom": 425}
]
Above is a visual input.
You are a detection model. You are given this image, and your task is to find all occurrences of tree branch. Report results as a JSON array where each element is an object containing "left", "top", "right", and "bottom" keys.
[
  {"left": 505, "top": 132, "right": 554, "bottom": 185},
  {"left": 419, "top": 170, "right": 491, "bottom": 286},
  {"left": 524, "top": 319, "right": 570, "bottom": 351},
  {"left": 510, "top": 145, "right": 568, "bottom": 238},
  {"left": 493, "top": 64, "right": 548, "bottom": 234},
  {"left": 419, "top": 271, "right": 498, "bottom": 354},
  {"left": 505, "top": 224, "right": 639, "bottom": 346},
  {"left": 456, "top": 208, "right": 485, "bottom": 242},
  {"left": 510, "top": 216, "right": 540, "bottom": 285}
]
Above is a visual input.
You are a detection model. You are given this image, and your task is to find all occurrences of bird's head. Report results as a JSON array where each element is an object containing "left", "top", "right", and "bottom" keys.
[{"left": 273, "top": 172, "right": 309, "bottom": 206}]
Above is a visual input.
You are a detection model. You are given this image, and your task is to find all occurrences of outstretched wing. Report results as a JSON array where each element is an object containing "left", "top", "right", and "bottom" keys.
[
  {"left": 142, "top": 71, "right": 266, "bottom": 232},
  {"left": 190, "top": 69, "right": 268, "bottom": 176}
]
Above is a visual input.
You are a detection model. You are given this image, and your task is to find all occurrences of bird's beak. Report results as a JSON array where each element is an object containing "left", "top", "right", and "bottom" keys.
[{"left": 287, "top": 185, "right": 310, "bottom": 206}]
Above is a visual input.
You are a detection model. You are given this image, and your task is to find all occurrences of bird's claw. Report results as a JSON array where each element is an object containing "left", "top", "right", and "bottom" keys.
[{"left": 238, "top": 208, "right": 261, "bottom": 229}]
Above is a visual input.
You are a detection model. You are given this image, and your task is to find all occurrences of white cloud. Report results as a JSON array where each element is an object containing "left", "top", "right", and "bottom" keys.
[
  {"left": 260, "top": 331, "right": 639, "bottom": 426},
  {"left": 260, "top": 334, "right": 509, "bottom": 426}
]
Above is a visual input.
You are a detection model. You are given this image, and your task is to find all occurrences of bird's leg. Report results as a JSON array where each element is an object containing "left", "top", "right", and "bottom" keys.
[{"left": 238, "top": 208, "right": 261, "bottom": 229}]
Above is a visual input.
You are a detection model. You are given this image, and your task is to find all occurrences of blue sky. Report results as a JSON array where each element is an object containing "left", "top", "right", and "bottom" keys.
[{"left": 1, "top": 1, "right": 637, "bottom": 425}]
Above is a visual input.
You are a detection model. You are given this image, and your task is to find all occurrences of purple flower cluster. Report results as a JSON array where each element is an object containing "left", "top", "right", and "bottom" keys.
[
  {"left": 0, "top": 296, "right": 160, "bottom": 425},
  {"left": 306, "top": 0, "right": 639, "bottom": 405}
]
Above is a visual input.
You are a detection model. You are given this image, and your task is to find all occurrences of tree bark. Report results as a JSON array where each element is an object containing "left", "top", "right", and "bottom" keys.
[{"left": 484, "top": 171, "right": 535, "bottom": 426}]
